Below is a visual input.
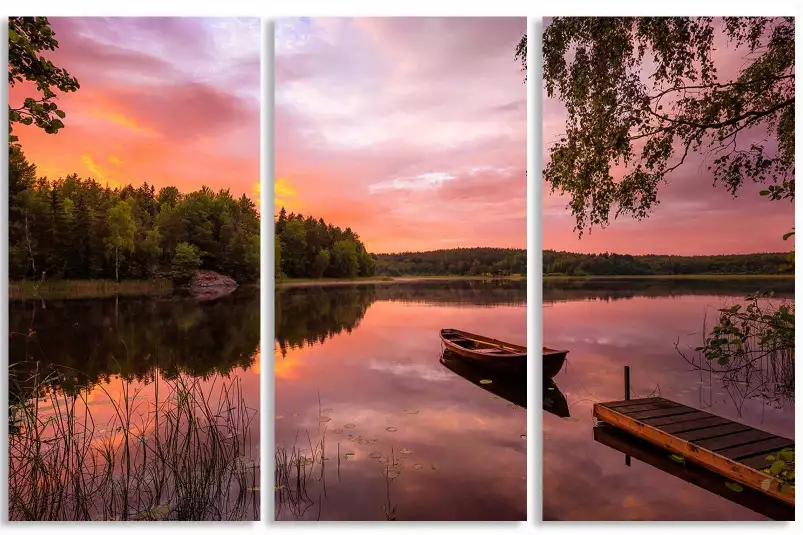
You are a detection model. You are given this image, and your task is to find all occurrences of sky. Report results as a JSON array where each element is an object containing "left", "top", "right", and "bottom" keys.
[
  {"left": 274, "top": 17, "right": 527, "bottom": 253},
  {"left": 10, "top": 17, "right": 261, "bottom": 209},
  {"left": 543, "top": 18, "right": 795, "bottom": 256}
]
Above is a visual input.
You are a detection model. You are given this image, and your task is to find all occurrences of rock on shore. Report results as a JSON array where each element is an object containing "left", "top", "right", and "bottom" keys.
[{"left": 188, "top": 270, "right": 238, "bottom": 300}]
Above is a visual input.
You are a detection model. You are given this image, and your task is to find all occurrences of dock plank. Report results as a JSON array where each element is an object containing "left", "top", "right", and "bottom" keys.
[
  {"left": 648, "top": 413, "right": 725, "bottom": 428},
  {"left": 612, "top": 399, "right": 681, "bottom": 414},
  {"left": 675, "top": 422, "right": 751, "bottom": 442},
  {"left": 601, "top": 398, "right": 661, "bottom": 409},
  {"left": 593, "top": 397, "right": 794, "bottom": 506},
  {"left": 632, "top": 406, "right": 699, "bottom": 420},
  {"left": 695, "top": 429, "right": 776, "bottom": 452},
  {"left": 718, "top": 437, "right": 794, "bottom": 461}
]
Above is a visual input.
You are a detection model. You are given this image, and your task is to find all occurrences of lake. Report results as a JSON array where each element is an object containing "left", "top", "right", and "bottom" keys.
[
  {"left": 8, "top": 288, "right": 261, "bottom": 521},
  {"left": 542, "top": 277, "right": 795, "bottom": 521},
  {"left": 274, "top": 279, "right": 527, "bottom": 521}
]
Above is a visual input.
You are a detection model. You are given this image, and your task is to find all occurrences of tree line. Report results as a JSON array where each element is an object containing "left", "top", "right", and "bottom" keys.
[
  {"left": 275, "top": 207, "right": 375, "bottom": 279},
  {"left": 373, "top": 248, "right": 527, "bottom": 277},
  {"left": 9, "top": 146, "right": 260, "bottom": 283},
  {"left": 544, "top": 250, "right": 792, "bottom": 276}
]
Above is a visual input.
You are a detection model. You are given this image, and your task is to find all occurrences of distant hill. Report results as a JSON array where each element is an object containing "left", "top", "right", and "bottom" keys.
[{"left": 373, "top": 248, "right": 526, "bottom": 276}]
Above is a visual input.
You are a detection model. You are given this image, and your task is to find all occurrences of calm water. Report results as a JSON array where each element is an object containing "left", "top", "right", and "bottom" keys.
[
  {"left": 8, "top": 289, "right": 260, "bottom": 521},
  {"left": 274, "top": 280, "right": 527, "bottom": 521},
  {"left": 542, "top": 278, "right": 795, "bottom": 521}
]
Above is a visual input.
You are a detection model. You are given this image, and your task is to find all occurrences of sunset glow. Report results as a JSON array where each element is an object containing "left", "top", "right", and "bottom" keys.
[
  {"left": 275, "top": 18, "right": 527, "bottom": 253},
  {"left": 9, "top": 17, "right": 260, "bottom": 207}
]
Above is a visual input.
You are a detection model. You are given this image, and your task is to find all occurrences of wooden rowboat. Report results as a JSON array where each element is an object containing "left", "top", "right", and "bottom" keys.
[
  {"left": 439, "top": 328, "right": 568, "bottom": 378},
  {"left": 543, "top": 347, "right": 568, "bottom": 379},
  {"left": 439, "top": 329, "right": 526, "bottom": 371}
]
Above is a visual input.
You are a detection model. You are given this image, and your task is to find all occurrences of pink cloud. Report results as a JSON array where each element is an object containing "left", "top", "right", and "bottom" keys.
[{"left": 275, "top": 17, "right": 527, "bottom": 253}]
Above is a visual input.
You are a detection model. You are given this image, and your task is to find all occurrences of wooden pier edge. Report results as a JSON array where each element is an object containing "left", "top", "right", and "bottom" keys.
[{"left": 594, "top": 404, "right": 795, "bottom": 506}]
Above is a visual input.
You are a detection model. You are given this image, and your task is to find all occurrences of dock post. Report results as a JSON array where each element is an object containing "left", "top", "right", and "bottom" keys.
[
  {"left": 624, "top": 365, "right": 632, "bottom": 467},
  {"left": 624, "top": 366, "right": 630, "bottom": 401}
]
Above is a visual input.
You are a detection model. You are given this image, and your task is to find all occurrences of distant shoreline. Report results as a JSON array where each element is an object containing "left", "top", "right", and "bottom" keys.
[{"left": 276, "top": 275, "right": 526, "bottom": 288}]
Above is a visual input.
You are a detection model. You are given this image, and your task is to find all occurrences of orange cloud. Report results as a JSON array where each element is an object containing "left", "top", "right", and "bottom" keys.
[
  {"left": 108, "top": 155, "right": 124, "bottom": 166},
  {"left": 274, "top": 177, "right": 299, "bottom": 209},
  {"left": 91, "top": 110, "right": 159, "bottom": 137},
  {"left": 81, "top": 154, "right": 106, "bottom": 180}
]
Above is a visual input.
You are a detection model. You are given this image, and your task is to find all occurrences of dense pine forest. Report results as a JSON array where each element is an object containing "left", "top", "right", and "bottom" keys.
[
  {"left": 543, "top": 250, "right": 792, "bottom": 276},
  {"left": 274, "top": 207, "right": 375, "bottom": 279},
  {"left": 9, "top": 146, "right": 260, "bottom": 283},
  {"left": 373, "top": 248, "right": 527, "bottom": 276}
]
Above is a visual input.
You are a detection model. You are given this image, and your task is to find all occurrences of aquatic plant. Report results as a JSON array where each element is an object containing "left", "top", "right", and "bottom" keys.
[
  {"left": 678, "top": 292, "right": 794, "bottom": 409},
  {"left": 8, "top": 367, "right": 259, "bottom": 521}
]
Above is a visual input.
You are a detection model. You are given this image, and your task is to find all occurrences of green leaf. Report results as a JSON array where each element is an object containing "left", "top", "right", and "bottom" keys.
[
  {"left": 779, "top": 450, "right": 794, "bottom": 462},
  {"left": 668, "top": 454, "right": 685, "bottom": 464},
  {"left": 55, "top": 109, "right": 66, "bottom": 119},
  {"left": 770, "top": 460, "right": 785, "bottom": 475},
  {"left": 479, "top": 379, "right": 493, "bottom": 385},
  {"left": 783, "top": 232, "right": 794, "bottom": 241},
  {"left": 759, "top": 190, "right": 770, "bottom": 196},
  {"left": 724, "top": 482, "right": 743, "bottom": 492}
]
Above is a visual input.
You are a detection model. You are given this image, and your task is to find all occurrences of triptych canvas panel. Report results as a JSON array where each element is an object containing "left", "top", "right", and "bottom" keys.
[{"left": 5, "top": 15, "right": 795, "bottom": 523}]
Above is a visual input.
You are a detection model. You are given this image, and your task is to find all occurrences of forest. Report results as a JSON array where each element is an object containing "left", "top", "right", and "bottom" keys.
[
  {"left": 543, "top": 250, "right": 792, "bottom": 276},
  {"left": 373, "top": 248, "right": 527, "bottom": 276},
  {"left": 9, "top": 146, "right": 260, "bottom": 283},
  {"left": 275, "top": 207, "right": 375, "bottom": 279}
]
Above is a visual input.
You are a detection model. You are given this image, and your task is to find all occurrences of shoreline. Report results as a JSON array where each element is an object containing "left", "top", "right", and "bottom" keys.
[{"left": 276, "top": 275, "right": 526, "bottom": 288}]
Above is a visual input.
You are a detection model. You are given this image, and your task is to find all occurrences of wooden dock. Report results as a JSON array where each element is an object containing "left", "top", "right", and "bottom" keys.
[{"left": 594, "top": 397, "right": 795, "bottom": 506}]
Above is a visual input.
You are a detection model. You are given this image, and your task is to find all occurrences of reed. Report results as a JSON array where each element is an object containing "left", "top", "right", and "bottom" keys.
[{"left": 8, "top": 365, "right": 259, "bottom": 521}]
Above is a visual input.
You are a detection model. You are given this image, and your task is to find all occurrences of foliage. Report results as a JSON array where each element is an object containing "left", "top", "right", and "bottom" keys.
[
  {"left": 764, "top": 448, "right": 795, "bottom": 490},
  {"left": 544, "top": 250, "right": 791, "bottom": 276},
  {"left": 374, "top": 248, "right": 526, "bottom": 277},
  {"left": 274, "top": 207, "right": 374, "bottom": 279},
  {"left": 695, "top": 293, "right": 794, "bottom": 365},
  {"left": 171, "top": 242, "right": 202, "bottom": 283},
  {"left": 8, "top": 147, "right": 260, "bottom": 283},
  {"left": 8, "top": 17, "right": 80, "bottom": 143},
  {"left": 539, "top": 17, "right": 794, "bottom": 234},
  {"left": 106, "top": 200, "right": 136, "bottom": 282}
]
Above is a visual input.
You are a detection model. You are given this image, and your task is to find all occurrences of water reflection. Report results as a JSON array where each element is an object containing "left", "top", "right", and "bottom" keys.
[
  {"left": 274, "top": 280, "right": 526, "bottom": 521},
  {"left": 543, "top": 278, "right": 794, "bottom": 521},
  {"left": 8, "top": 289, "right": 261, "bottom": 521}
]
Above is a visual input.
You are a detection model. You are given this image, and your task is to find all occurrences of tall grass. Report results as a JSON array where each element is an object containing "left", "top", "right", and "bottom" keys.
[
  {"left": 8, "top": 365, "right": 259, "bottom": 521},
  {"left": 9, "top": 279, "right": 173, "bottom": 301}
]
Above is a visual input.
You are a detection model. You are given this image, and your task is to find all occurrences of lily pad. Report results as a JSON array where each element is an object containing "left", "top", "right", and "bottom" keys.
[
  {"left": 318, "top": 416, "right": 331, "bottom": 423},
  {"left": 332, "top": 428, "right": 343, "bottom": 434},
  {"left": 383, "top": 467, "right": 402, "bottom": 479},
  {"left": 412, "top": 463, "right": 424, "bottom": 470},
  {"left": 344, "top": 423, "right": 356, "bottom": 429},
  {"left": 431, "top": 464, "right": 440, "bottom": 471},
  {"left": 479, "top": 379, "right": 493, "bottom": 385},
  {"left": 369, "top": 451, "right": 383, "bottom": 459},
  {"left": 386, "top": 427, "right": 398, "bottom": 433},
  {"left": 322, "top": 408, "right": 334, "bottom": 414},
  {"left": 724, "top": 482, "right": 744, "bottom": 493},
  {"left": 399, "top": 448, "right": 413, "bottom": 455}
]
